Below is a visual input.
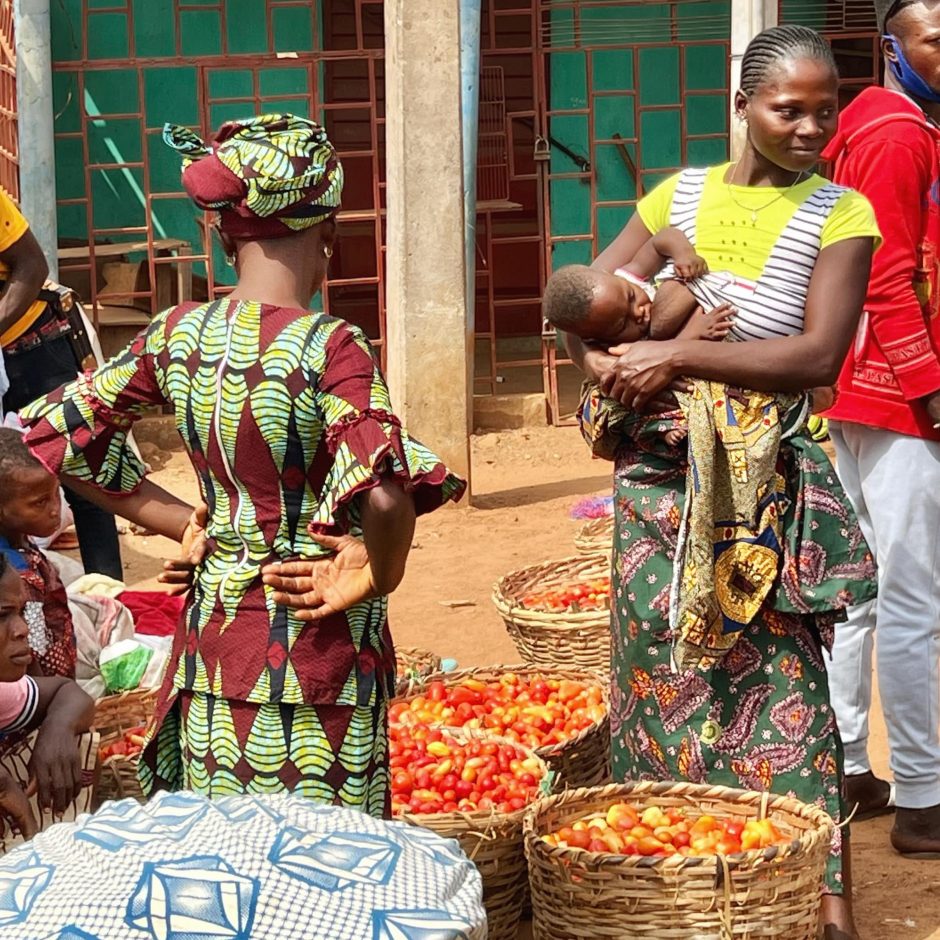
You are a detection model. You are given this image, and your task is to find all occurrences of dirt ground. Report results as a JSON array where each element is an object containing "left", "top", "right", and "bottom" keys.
[{"left": 115, "top": 422, "right": 940, "bottom": 940}]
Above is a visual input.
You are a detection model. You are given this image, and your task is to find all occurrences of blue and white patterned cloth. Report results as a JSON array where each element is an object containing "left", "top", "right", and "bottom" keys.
[{"left": 0, "top": 792, "right": 485, "bottom": 939}]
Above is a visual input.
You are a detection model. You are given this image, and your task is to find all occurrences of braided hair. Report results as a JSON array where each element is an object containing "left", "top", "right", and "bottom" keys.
[{"left": 739, "top": 25, "right": 837, "bottom": 97}]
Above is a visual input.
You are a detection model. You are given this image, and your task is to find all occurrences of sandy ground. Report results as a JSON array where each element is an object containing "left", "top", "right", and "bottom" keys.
[{"left": 113, "top": 422, "right": 939, "bottom": 940}]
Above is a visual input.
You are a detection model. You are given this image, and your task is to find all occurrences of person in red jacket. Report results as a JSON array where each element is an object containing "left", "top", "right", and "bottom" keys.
[{"left": 823, "top": 0, "right": 940, "bottom": 857}]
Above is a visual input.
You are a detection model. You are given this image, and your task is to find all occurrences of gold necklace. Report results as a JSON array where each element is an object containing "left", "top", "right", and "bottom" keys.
[{"left": 725, "top": 164, "right": 806, "bottom": 225}]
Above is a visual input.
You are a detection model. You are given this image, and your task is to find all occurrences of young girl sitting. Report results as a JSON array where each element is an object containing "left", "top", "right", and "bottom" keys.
[
  {"left": 0, "top": 551, "right": 94, "bottom": 844},
  {"left": 0, "top": 428, "right": 76, "bottom": 678}
]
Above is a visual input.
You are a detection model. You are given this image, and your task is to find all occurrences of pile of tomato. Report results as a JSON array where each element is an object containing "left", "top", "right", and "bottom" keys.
[
  {"left": 98, "top": 725, "right": 146, "bottom": 762},
  {"left": 520, "top": 577, "right": 610, "bottom": 613},
  {"left": 541, "top": 802, "right": 789, "bottom": 858},
  {"left": 389, "top": 673, "right": 606, "bottom": 751},
  {"left": 390, "top": 721, "right": 545, "bottom": 816}
]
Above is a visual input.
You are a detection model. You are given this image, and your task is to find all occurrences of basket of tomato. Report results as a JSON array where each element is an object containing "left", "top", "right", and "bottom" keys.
[
  {"left": 524, "top": 780, "right": 835, "bottom": 940},
  {"left": 395, "top": 645, "right": 443, "bottom": 696},
  {"left": 492, "top": 554, "right": 611, "bottom": 675},
  {"left": 391, "top": 667, "right": 610, "bottom": 788},
  {"left": 93, "top": 688, "right": 157, "bottom": 806},
  {"left": 574, "top": 515, "right": 614, "bottom": 555},
  {"left": 391, "top": 719, "right": 552, "bottom": 940}
]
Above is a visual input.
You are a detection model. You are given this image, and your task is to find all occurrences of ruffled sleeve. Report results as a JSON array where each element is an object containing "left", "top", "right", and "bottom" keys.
[
  {"left": 310, "top": 322, "right": 466, "bottom": 534},
  {"left": 19, "top": 311, "right": 171, "bottom": 495}
]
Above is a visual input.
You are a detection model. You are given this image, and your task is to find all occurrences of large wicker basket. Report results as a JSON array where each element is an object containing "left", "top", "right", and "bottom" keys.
[
  {"left": 395, "top": 645, "right": 443, "bottom": 696},
  {"left": 397, "top": 731, "right": 552, "bottom": 940},
  {"left": 574, "top": 516, "right": 614, "bottom": 555},
  {"left": 93, "top": 688, "right": 157, "bottom": 806},
  {"left": 493, "top": 554, "right": 611, "bottom": 676},
  {"left": 399, "top": 665, "right": 610, "bottom": 788},
  {"left": 524, "top": 781, "right": 835, "bottom": 939}
]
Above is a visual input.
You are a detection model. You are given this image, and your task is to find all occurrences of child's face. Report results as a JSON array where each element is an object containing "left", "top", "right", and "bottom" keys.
[
  {"left": 585, "top": 275, "right": 652, "bottom": 345},
  {"left": 0, "top": 467, "right": 61, "bottom": 539},
  {"left": 0, "top": 567, "right": 31, "bottom": 682}
]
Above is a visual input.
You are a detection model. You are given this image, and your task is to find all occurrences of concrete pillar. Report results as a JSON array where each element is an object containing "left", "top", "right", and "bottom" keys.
[
  {"left": 729, "top": 0, "right": 778, "bottom": 160},
  {"left": 384, "top": 0, "right": 471, "bottom": 489},
  {"left": 13, "top": 0, "right": 57, "bottom": 278},
  {"left": 460, "top": 0, "right": 481, "bottom": 334}
]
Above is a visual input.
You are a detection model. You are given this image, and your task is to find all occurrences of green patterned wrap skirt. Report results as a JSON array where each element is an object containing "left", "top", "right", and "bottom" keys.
[{"left": 609, "top": 422, "right": 877, "bottom": 894}]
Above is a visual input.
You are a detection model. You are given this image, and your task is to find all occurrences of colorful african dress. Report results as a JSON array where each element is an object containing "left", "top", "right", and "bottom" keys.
[
  {"left": 20, "top": 299, "right": 465, "bottom": 815},
  {"left": 602, "top": 166, "right": 880, "bottom": 894}
]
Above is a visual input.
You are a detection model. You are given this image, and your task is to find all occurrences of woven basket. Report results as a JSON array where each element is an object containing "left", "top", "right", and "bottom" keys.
[
  {"left": 574, "top": 516, "right": 614, "bottom": 555},
  {"left": 397, "top": 730, "right": 552, "bottom": 940},
  {"left": 400, "top": 665, "right": 610, "bottom": 788},
  {"left": 493, "top": 554, "right": 611, "bottom": 676},
  {"left": 524, "top": 780, "right": 835, "bottom": 940},
  {"left": 93, "top": 688, "right": 157, "bottom": 805},
  {"left": 395, "top": 646, "right": 442, "bottom": 696}
]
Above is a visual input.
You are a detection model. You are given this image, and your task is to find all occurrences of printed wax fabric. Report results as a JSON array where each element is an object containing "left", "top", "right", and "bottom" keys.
[
  {"left": 0, "top": 791, "right": 485, "bottom": 939},
  {"left": 19, "top": 300, "right": 466, "bottom": 799}
]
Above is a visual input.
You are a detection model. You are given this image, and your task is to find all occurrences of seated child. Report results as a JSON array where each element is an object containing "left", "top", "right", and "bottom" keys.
[
  {"left": 0, "top": 550, "right": 95, "bottom": 844},
  {"left": 0, "top": 428, "right": 76, "bottom": 678},
  {"left": 542, "top": 225, "right": 734, "bottom": 449}
]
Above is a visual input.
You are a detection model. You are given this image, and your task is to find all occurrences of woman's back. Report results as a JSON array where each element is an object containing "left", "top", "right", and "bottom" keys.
[{"left": 154, "top": 298, "right": 355, "bottom": 563}]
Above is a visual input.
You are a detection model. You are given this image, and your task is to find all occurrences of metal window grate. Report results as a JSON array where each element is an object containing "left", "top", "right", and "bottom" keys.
[
  {"left": 477, "top": 66, "right": 511, "bottom": 204},
  {"left": 779, "top": 0, "right": 877, "bottom": 32}
]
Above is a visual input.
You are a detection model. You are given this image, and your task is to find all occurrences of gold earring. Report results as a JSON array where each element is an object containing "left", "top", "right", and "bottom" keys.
[{"left": 322, "top": 246, "right": 333, "bottom": 259}]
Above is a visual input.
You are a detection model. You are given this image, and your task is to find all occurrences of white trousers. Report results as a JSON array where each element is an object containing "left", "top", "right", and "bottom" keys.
[{"left": 827, "top": 422, "right": 940, "bottom": 808}]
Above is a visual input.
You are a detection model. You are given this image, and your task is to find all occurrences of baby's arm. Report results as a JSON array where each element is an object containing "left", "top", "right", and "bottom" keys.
[
  {"left": 677, "top": 303, "right": 736, "bottom": 341},
  {"left": 620, "top": 238, "right": 669, "bottom": 282},
  {"left": 650, "top": 227, "right": 708, "bottom": 280}
]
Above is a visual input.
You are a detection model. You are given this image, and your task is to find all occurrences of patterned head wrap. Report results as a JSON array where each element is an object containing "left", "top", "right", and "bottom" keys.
[{"left": 163, "top": 114, "right": 343, "bottom": 240}]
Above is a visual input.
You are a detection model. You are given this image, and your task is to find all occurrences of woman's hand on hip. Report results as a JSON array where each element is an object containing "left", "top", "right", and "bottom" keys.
[
  {"left": 261, "top": 533, "right": 378, "bottom": 621},
  {"left": 158, "top": 502, "right": 209, "bottom": 596},
  {"left": 600, "top": 340, "right": 689, "bottom": 412}
]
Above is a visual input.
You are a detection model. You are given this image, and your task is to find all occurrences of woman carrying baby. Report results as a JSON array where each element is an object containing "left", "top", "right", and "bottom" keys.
[{"left": 565, "top": 25, "right": 879, "bottom": 939}]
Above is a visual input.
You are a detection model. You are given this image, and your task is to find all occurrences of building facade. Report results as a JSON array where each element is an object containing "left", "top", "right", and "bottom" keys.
[{"left": 12, "top": 0, "right": 882, "bottom": 424}]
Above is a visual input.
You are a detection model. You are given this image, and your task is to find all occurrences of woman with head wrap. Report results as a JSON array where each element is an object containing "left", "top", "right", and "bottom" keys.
[{"left": 16, "top": 114, "right": 465, "bottom": 812}]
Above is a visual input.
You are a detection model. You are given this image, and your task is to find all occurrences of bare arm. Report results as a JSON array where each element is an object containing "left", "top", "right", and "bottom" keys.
[
  {"left": 0, "top": 230, "right": 48, "bottom": 337},
  {"left": 592, "top": 212, "right": 655, "bottom": 274},
  {"left": 601, "top": 237, "right": 874, "bottom": 409},
  {"left": 565, "top": 212, "right": 656, "bottom": 380},
  {"left": 563, "top": 332, "right": 617, "bottom": 383},
  {"left": 61, "top": 474, "right": 194, "bottom": 543},
  {"left": 260, "top": 477, "right": 417, "bottom": 620},
  {"left": 360, "top": 478, "right": 416, "bottom": 595},
  {"left": 621, "top": 239, "right": 668, "bottom": 280},
  {"left": 28, "top": 676, "right": 94, "bottom": 813}
]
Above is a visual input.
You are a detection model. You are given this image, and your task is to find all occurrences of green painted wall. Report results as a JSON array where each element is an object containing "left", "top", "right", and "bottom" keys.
[
  {"left": 50, "top": 1, "right": 326, "bottom": 286},
  {"left": 547, "top": 1, "right": 731, "bottom": 269}
]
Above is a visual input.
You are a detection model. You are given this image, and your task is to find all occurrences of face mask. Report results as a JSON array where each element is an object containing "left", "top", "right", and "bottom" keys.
[{"left": 885, "top": 33, "right": 940, "bottom": 103}]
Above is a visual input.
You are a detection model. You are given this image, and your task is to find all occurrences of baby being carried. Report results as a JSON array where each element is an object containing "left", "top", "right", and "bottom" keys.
[{"left": 542, "top": 225, "right": 735, "bottom": 450}]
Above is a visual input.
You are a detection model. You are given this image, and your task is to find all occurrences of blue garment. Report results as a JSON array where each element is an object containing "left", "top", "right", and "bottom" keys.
[
  {"left": 0, "top": 535, "right": 27, "bottom": 573},
  {"left": 884, "top": 34, "right": 940, "bottom": 104}
]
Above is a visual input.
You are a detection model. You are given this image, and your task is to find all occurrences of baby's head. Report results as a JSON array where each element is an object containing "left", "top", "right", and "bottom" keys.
[
  {"left": 0, "top": 428, "right": 61, "bottom": 540},
  {"left": 0, "top": 555, "right": 30, "bottom": 682},
  {"left": 542, "top": 265, "right": 651, "bottom": 345}
]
